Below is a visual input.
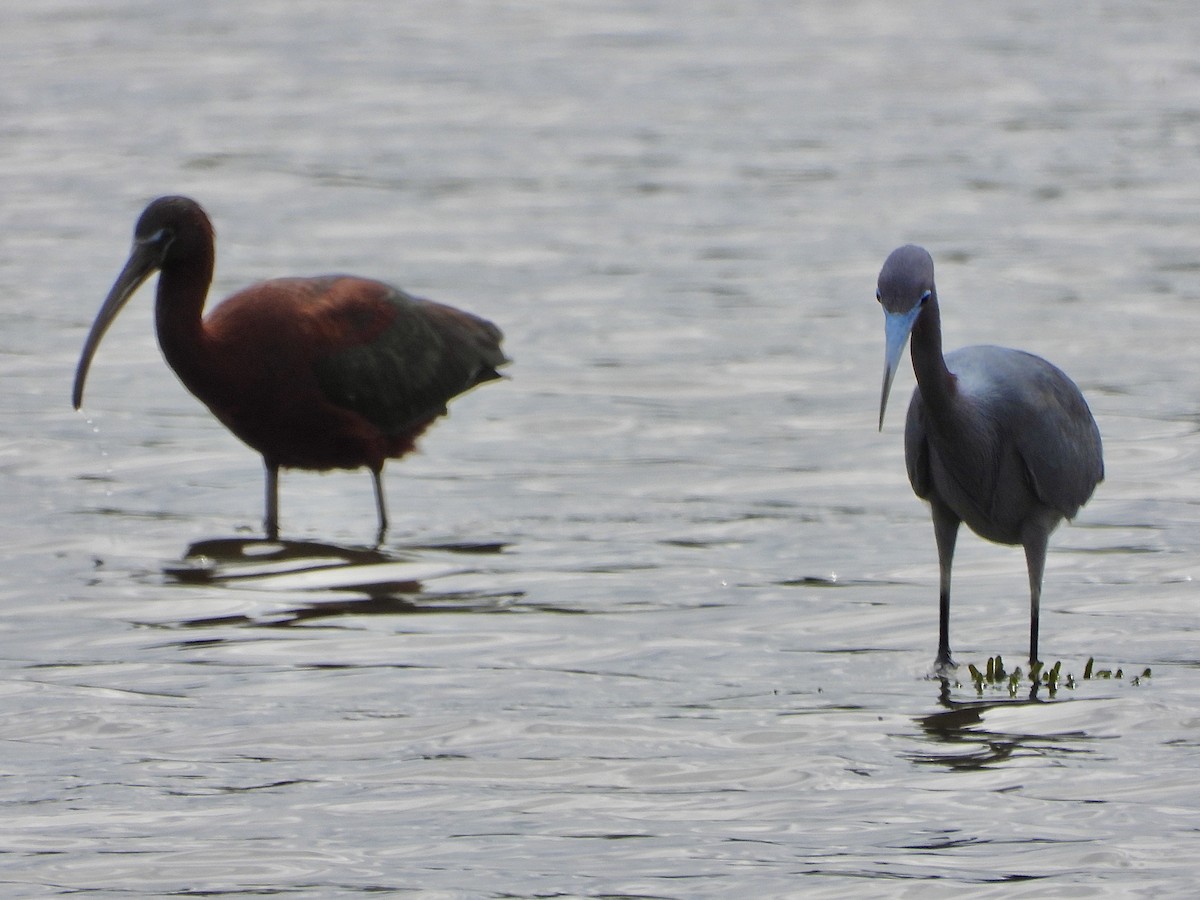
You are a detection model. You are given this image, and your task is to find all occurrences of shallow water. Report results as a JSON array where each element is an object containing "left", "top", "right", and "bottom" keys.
[{"left": 1, "top": 0, "right": 1199, "bottom": 896}]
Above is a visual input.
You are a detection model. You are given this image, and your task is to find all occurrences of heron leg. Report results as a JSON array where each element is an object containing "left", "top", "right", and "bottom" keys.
[
  {"left": 371, "top": 466, "right": 389, "bottom": 546},
  {"left": 1023, "top": 535, "right": 1048, "bottom": 667},
  {"left": 264, "top": 461, "right": 280, "bottom": 540},
  {"left": 931, "top": 503, "right": 960, "bottom": 670}
]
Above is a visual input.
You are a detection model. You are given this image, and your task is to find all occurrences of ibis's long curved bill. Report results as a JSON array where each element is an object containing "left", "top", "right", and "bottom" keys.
[
  {"left": 72, "top": 240, "right": 164, "bottom": 410},
  {"left": 879, "top": 305, "right": 923, "bottom": 431}
]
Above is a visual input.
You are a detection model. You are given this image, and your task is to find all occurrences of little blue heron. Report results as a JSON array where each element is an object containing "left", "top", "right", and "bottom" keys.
[
  {"left": 876, "top": 244, "right": 1103, "bottom": 669},
  {"left": 73, "top": 196, "right": 509, "bottom": 542}
]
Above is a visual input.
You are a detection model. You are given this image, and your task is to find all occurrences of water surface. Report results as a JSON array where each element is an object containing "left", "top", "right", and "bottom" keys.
[{"left": 1, "top": 1, "right": 1198, "bottom": 895}]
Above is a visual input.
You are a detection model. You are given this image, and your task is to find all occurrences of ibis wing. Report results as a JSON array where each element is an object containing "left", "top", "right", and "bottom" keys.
[{"left": 313, "top": 283, "right": 507, "bottom": 434}]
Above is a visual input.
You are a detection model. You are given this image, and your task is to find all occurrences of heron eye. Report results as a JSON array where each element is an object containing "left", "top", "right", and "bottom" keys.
[
  {"left": 919, "top": 289, "right": 932, "bottom": 304},
  {"left": 875, "top": 289, "right": 882, "bottom": 303}
]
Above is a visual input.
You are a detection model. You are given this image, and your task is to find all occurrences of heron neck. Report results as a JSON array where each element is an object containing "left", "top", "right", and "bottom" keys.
[{"left": 909, "top": 295, "right": 956, "bottom": 412}]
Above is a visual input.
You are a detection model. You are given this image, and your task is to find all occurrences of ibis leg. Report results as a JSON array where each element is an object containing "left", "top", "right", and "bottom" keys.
[
  {"left": 371, "top": 467, "right": 389, "bottom": 545},
  {"left": 264, "top": 461, "right": 280, "bottom": 540}
]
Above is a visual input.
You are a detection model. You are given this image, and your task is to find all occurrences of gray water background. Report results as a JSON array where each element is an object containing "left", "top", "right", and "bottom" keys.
[{"left": 1, "top": 1, "right": 1199, "bottom": 896}]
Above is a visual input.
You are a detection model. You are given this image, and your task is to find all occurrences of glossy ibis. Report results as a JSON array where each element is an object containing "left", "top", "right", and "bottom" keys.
[
  {"left": 73, "top": 196, "right": 509, "bottom": 542},
  {"left": 876, "top": 244, "right": 1102, "bottom": 669}
]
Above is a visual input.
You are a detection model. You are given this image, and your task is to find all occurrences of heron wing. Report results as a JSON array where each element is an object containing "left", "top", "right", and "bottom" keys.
[
  {"left": 949, "top": 346, "right": 1103, "bottom": 520},
  {"left": 903, "top": 388, "right": 933, "bottom": 500},
  {"left": 1005, "top": 352, "right": 1104, "bottom": 519}
]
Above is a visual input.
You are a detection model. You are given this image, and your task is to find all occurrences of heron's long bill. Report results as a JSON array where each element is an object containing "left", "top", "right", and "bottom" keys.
[
  {"left": 879, "top": 305, "right": 923, "bottom": 430},
  {"left": 72, "top": 241, "right": 162, "bottom": 410}
]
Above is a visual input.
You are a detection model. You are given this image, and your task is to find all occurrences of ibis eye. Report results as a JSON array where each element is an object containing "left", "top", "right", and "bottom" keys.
[{"left": 138, "top": 227, "right": 172, "bottom": 247}]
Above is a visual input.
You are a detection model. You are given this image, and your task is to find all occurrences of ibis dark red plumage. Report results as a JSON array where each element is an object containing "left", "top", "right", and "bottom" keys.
[
  {"left": 73, "top": 196, "right": 509, "bottom": 541},
  {"left": 877, "top": 245, "right": 1103, "bottom": 670}
]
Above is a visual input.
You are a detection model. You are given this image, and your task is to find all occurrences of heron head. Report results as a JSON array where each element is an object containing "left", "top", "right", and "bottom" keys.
[{"left": 877, "top": 244, "right": 935, "bottom": 430}]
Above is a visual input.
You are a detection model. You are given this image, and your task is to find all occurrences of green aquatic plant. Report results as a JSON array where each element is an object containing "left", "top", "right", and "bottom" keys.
[
  {"left": 1046, "top": 660, "right": 1062, "bottom": 687},
  {"left": 959, "top": 656, "right": 1147, "bottom": 697}
]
